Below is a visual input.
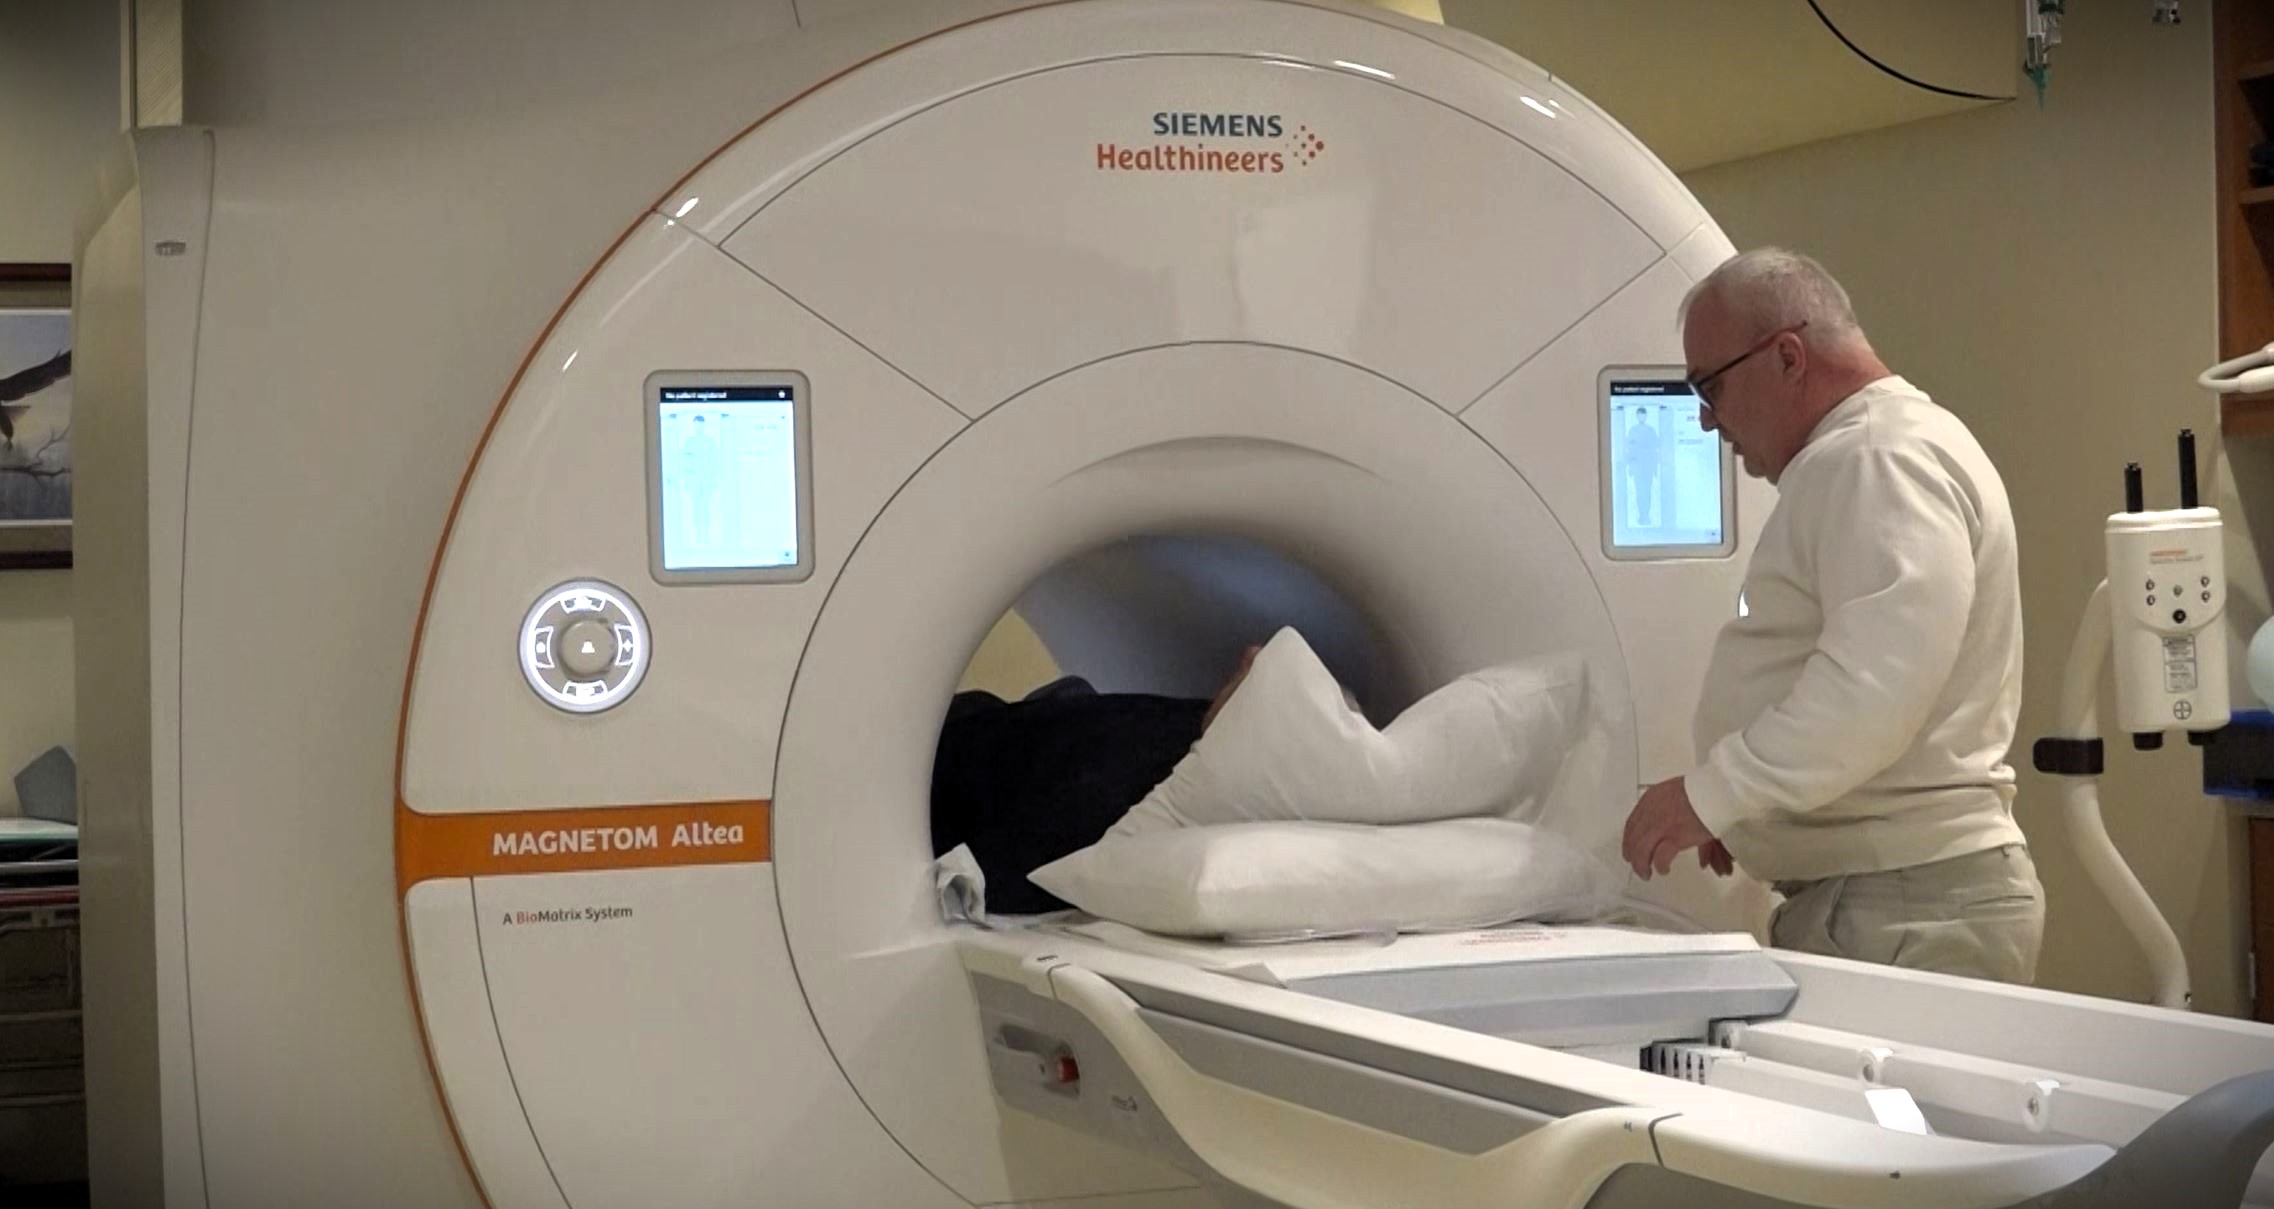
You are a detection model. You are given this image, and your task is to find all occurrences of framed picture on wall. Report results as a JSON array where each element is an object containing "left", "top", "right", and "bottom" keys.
[{"left": 0, "top": 264, "right": 71, "bottom": 571}]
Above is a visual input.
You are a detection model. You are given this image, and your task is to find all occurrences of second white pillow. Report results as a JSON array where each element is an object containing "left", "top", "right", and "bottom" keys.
[{"left": 1030, "top": 817, "right": 1621, "bottom": 939}]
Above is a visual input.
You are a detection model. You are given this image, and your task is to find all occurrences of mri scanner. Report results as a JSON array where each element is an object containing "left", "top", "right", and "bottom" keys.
[{"left": 64, "top": 1, "right": 2274, "bottom": 1206}]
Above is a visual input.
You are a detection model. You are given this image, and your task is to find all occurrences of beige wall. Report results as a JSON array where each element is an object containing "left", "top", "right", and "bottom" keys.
[
  {"left": 0, "top": 3, "right": 113, "bottom": 811},
  {"left": 177, "top": 0, "right": 795, "bottom": 126},
  {"left": 0, "top": 1, "right": 119, "bottom": 262},
  {"left": 0, "top": 571, "right": 73, "bottom": 812},
  {"left": 1680, "top": 9, "right": 2240, "bottom": 1011},
  {"left": 1362, "top": 0, "right": 1443, "bottom": 23},
  {"left": 1444, "top": 0, "right": 2010, "bottom": 173},
  {"left": 957, "top": 612, "right": 1061, "bottom": 699}
]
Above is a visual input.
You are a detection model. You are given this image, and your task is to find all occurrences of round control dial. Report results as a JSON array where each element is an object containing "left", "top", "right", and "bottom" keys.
[{"left": 519, "top": 580, "right": 650, "bottom": 713}]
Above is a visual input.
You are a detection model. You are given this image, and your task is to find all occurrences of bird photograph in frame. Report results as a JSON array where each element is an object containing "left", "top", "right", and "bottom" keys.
[{"left": 0, "top": 265, "right": 70, "bottom": 569}]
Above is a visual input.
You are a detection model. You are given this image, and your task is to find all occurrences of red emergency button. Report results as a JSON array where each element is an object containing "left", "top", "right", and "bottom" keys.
[{"left": 1053, "top": 1054, "right": 1081, "bottom": 1085}]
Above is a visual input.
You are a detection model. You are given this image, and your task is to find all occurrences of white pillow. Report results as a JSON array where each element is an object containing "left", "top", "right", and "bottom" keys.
[
  {"left": 1112, "top": 627, "right": 1588, "bottom": 838},
  {"left": 1029, "top": 817, "right": 1621, "bottom": 939}
]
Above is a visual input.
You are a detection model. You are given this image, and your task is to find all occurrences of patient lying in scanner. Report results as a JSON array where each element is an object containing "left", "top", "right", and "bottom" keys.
[
  {"left": 930, "top": 650, "right": 1270, "bottom": 915},
  {"left": 932, "top": 628, "right": 1608, "bottom": 934}
]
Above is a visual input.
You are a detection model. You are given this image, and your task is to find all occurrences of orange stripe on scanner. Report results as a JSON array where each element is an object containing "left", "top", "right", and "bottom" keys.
[{"left": 396, "top": 800, "right": 771, "bottom": 895}]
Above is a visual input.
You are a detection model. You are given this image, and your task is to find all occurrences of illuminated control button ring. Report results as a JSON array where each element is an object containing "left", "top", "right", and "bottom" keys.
[{"left": 518, "top": 580, "right": 651, "bottom": 713}]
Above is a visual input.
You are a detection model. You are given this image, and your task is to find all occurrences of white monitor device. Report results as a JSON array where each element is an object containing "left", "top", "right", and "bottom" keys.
[
  {"left": 646, "top": 370, "right": 816, "bottom": 584},
  {"left": 1598, "top": 367, "right": 1737, "bottom": 561}
]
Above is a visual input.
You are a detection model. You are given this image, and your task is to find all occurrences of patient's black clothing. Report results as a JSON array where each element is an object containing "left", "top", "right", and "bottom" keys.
[{"left": 931, "top": 678, "right": 1207, "bottom": 914}]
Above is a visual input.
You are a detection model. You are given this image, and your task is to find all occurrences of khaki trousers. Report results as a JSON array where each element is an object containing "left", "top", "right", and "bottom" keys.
[{"left": 1769, "top": 843, "right": 2045, "bottom": 985}]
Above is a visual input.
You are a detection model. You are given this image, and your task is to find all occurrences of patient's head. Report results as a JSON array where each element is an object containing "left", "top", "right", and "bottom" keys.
[
  {"left": 1201, "top": 641, "right": 1359, "bottom": 730},
  {"left": 1202, "top": 644, "right": 1263, "bottom": 729}
]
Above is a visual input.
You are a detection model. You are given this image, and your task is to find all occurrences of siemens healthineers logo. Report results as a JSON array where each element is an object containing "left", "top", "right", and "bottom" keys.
[{"left": 1096, "top": 111, "right": 1328, "bottom": 175}]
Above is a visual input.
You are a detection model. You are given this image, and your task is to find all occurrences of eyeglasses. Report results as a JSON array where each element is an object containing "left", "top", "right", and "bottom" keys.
[{"left": 1687, "top": 320, "right": 1808, "bottom": 408}]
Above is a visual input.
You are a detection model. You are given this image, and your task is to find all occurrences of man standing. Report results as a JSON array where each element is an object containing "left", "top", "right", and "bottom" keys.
[{"left": 1620, "top": 247, "right": 2045, "bottom": 985}]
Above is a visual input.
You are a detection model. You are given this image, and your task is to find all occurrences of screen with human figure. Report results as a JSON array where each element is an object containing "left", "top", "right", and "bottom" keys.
[
  {"left": 657, "top": 384, "right": 802, "bottom": 571},
  {"left": 1605, "top": 378, "right": 1726, "bottom": 553}
]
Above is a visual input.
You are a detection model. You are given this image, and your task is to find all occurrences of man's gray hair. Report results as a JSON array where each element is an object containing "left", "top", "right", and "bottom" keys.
[{"left": 1679, "top": 247, "right": 1866, "bottom": 348}]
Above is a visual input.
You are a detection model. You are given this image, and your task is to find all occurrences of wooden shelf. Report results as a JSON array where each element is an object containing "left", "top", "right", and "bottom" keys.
[
  {"left": 2243, "top": 63, "right": 2274, "bottom": 137},
  {"left": 2219, "top": 0, "right": 2274, "bottom": 1030},
  {"left": 2224, "top": 391, "right": 2274, "bottom": 437},
  {"left": 2257, "top": 820, "right": 2274, "bottom": 1022},
  {"left": 2223, "top": 0, "right": 2274, "bottom": 371}
]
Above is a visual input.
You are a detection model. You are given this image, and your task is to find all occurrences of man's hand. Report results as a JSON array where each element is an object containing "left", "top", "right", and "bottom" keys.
[{"left": 1622, "top": 777, "right": 1719, "bottom": 880}]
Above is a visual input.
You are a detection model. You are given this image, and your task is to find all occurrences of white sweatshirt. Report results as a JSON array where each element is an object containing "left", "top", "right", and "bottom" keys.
[{"left": 1686, "top": 376, "right": 2028, "bottom": 883}]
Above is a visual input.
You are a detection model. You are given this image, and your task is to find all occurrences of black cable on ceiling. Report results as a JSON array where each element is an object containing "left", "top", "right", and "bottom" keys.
[{"left": 1805, "top": 0, "right": 2015, "bottom": 103}]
